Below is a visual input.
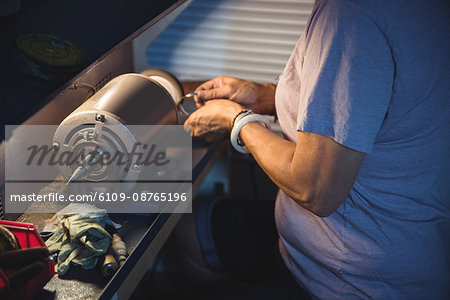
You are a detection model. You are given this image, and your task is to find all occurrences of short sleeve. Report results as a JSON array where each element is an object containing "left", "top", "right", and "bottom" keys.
[{"left": 297, "top": 0, "right": 394, "bottom": 153}]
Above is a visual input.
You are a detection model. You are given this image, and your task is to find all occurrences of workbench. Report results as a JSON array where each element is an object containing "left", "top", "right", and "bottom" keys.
[
  {"left": 15, "top": 140, "right": 225, "bottom": 299},
  {"left": 1, "top": 0, "right": 220, "bottom": 298}
]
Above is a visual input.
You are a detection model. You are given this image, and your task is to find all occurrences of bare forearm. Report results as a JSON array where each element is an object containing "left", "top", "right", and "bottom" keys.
[
  {"left": 239, "top": 123, "right": 314, "bottom": 209},
  {"left": 256, "top": 82, "right": 277, "bottom": 115},
  {"left": 184, "top": 76, "right": 363, "bottom": 217},
  {"left": 240, "top": 122, "right": 365, "bottom": 217}
]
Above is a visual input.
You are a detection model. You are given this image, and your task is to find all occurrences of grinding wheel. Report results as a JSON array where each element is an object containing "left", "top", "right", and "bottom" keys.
[{"left": 10, "top": 33, "right": 84, "bottom": 81}]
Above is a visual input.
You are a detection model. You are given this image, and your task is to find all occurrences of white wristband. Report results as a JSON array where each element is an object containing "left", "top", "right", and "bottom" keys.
[{"left": 230, "top": 113, "right": 271, "bottom": 154}]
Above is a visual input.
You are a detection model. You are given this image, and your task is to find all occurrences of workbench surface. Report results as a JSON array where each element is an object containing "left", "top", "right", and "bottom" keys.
[{"left": 16, "top": 140, "right": 224, "bottom": 300}]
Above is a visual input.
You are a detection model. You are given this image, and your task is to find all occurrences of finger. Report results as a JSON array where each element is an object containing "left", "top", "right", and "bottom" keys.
[
  {"left": 184, "top": 113, "right": 195, "bottom": 127},
  {"left": 192, "top": 94, "right": 205, "bottom": 108},
  {"left": 184, "top": 114, "right": 198, "bottom": 137},
  {"left": 8, "top": 261, "right": 46, "bottom": 289},
  {"left": 183, "top": 123, "right": 193, "bottom": 136},
  {"left": 196, "top": 86, "right": 233, "bottom": 102},
  {"left": 0, "top": 247, "right": 50, "bottom": 270},
  {"left": 196, "top": 101, "right": 204, "bottom": 109},
  {"left": 189, "top": 121, "right": 206, "bottom": 138},
  {"left": 195, "top": 77, "right": 230, "bottom": 105},
  {"left": 195, "top": 78, "right": 217, "bottom": 91},
  {"left": 189, "top": 123, "right": 199, "bottom": 137}
]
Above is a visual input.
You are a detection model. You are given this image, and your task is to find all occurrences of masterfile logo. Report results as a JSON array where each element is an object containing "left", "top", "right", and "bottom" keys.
[{"left": 4, "top": 125, "right": 192, "bottom": 214}]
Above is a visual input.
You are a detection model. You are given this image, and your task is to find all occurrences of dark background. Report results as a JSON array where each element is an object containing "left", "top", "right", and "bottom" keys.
[{"left": 1, "top": 0, "right": 178, "bottom": 127}]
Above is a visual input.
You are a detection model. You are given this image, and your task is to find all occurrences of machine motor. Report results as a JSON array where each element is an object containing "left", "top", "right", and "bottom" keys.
[{"left": 52, "top": 69, "right": 190, "bottom": 192}]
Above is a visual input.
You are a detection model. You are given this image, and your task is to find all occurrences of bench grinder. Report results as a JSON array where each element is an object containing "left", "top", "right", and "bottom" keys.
[{"left": 52, "top": 69, "right": 191, "bottom": 191}]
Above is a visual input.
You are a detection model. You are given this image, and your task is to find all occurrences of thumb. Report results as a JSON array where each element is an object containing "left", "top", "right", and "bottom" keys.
[
  {"left": 183, "top": 112, "right": 197, "bottom": 131},
  {"left": 196, "top": 86, "right": 232, "bottom": 102}
]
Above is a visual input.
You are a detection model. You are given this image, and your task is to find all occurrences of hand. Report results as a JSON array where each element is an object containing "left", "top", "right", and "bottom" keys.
[
  {"left": 195, "top": 77, "right": 276, "bottom": 115},
  {"left": 184, "top": 100, "right": 243, "bottom": 142}
]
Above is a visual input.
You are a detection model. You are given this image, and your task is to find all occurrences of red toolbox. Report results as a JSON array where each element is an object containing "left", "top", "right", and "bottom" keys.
[{"left": 0, "top": 220, "right": 55, "bottom": 299}]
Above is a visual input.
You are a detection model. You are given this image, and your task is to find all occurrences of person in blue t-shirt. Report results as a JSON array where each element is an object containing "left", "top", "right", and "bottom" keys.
[{"left": 185, "top": 0, "right": 450, "bottom": 298}]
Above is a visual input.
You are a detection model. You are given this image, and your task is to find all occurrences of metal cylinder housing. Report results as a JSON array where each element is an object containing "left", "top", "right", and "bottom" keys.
[{"left": 52, "top": 69, "right": 184, "bottom": 189}]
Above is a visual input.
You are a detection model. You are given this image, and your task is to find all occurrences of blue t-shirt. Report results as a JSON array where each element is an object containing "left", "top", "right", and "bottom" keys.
[{"left": 275, "top": 0, "right": 450, "bottom": 299}]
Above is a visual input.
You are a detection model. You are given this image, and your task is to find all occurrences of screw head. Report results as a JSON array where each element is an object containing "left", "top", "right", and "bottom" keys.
[
  {"left": 53, "top": 142, "right": 60, "bottom": 150},
  {"left": 95, "top": 114, "right": 105, "bottom": 122}
]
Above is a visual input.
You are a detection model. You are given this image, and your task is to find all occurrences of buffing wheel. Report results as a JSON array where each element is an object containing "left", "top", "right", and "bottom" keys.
[{"left": 10, "top": 33, "right": 84, "bottom": 81}]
